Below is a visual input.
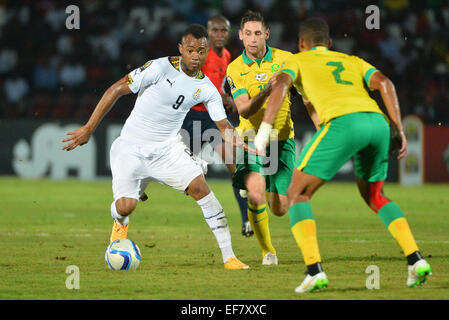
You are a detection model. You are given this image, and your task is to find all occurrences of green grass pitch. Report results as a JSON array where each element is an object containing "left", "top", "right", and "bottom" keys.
[{"left": 1, "top": 177, "right": 448, "bottom": 300}]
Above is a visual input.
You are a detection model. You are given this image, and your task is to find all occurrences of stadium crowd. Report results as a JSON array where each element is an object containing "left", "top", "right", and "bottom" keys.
[{"left": 0, "top": 0, "right": 447, "bottom": 124}]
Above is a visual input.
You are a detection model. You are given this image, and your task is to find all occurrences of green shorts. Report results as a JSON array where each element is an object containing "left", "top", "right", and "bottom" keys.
[
  {"left": 296, "top": 112, "right": 390, "bottom": 182},
  {"left": 233, "top": 138, "right": 296, "bottom": 195}
]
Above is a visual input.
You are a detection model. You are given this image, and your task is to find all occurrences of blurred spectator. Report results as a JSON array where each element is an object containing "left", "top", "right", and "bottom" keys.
[
  {"left": 89, "top": 28, "right": 121, "bottom": 61},
  {"left": 0, "top": 48, "right": 18, "bottom": 74},
  {"left": 122, "top": 6, "right": 154, "bottom": 46},
  {"left": 3, "top": 72, "right": 29, "bottom": 116},
  {"left": 59, "top": 58, "right": 86, "bottom": 88},
  {"left": 57, "top": 35, "right": 75, "bottom": 56},
  {"left": 4, "top": 73, "right": 29, "bottom": 103},
  {"left": 250, "top": 0, "right": 275, "bottom": 13},
  {"left": 44, "top": 2, "right": 66, "bottom": 32},
  {"left": 33, "top": 56, "right": 58, "bottom": 90}
]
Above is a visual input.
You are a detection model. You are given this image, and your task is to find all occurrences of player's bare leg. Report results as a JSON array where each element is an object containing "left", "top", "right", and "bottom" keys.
[
  {"left": 355, "top": 177, "right": 431, "bottom": 287},
  {"left": 267, "top": 192, "right": 289, "bottom": 217},
  {"left": 287, "top": 169, "right": 328, "bottom": 293},
  {"left": 286, "top": 170, "right": 325, "bottom": 206},
  {"left": 186, "top": 174, "right": 249, "bottom": 269},
  {"left": 244, "top": 172, "right": 277, "bottom": 264},
  {"left": 214, "top": 141, "right": 253, "bottom": 237},
  {"left": 110, "top": 197, "right": 137, "bottom": 243}
]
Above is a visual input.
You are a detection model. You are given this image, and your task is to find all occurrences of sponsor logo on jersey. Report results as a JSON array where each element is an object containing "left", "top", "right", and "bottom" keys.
[
  {"left": 166, "top": 78, "right": 175, "bottom": 87},
  {"left": 193, "top": 88, "right": 201, "bottom": 100}
]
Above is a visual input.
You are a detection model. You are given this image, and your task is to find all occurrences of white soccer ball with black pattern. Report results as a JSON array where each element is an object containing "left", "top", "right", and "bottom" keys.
[{"left": 105, "top": 239, "right": 142, "bottom": 270}]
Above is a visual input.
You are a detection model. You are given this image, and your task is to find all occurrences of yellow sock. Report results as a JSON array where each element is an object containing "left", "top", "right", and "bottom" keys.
[
  {"left": 388, "top": 217, "right": 419, "bottom": 256},
  {"left": 247, "top": 202, "right": 276, "bottom": 257},
  {"left": 290, "top": 219, "right": 321, "bottom": 265}
]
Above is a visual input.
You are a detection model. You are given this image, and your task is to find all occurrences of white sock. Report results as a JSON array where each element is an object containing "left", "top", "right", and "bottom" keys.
[
  {"left": 110, "top": 200, "right": 129, "bottom": 226},
  {"left": 197, "top": 192, "right": 234, "bottom": 263}
]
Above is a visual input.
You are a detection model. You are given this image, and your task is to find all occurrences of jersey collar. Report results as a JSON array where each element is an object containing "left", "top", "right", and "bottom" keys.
[
  {"left": 242, "top": 45, "right": 273, "bottom": 66},
  {"left": 310, "top": 46, "right": 329, "bottom": 51},
  {"left": 171, "top": 56, "right": 205, "bottom": 79}
]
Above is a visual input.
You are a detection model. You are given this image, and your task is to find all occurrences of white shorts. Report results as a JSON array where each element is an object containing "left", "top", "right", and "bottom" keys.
[{"left": 110, "top": 135, "right": 204, "bottom": 200}]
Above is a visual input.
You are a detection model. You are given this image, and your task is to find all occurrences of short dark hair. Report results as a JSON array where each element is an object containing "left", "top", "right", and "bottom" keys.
[
  {"left": 240, "top": 10, "right": 266, "bottom": 30},
  {"left": 208, "top": 15, "right": 230, "bottom": 25},
  {"left": 299, "top": 17, "right": 330, "bottom": 45},
  {"left": 182, "top": 24, "right": 208, "bottom": 41}
]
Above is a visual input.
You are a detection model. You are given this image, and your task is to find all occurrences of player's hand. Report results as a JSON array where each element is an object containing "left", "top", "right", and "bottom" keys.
[
  {"left": 229, "top": 133, "right": 261, "bottom": 156},
  {"left": 225, "top": 130, "right": 262, "bottom": 156},
  {"left": 268, "top": 72, "right": 279, "bottom": 87},
  {"left": 391, "top": 125, "right": 407, "bottom": 160},
  {"left": 254, "top": 122, "right": 272, "bottom": 155},
  {"left": 241, "top": 141, "right": 263, "bottom": 156},
  {"left": 397, "top": 130, "right": 408, "bottom": 159},
  {"left": 61, "top": 125, "right": 92, "bottom": 151}
]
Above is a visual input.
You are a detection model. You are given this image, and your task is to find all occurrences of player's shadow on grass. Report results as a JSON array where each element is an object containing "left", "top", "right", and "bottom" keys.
[
  {"left": 279, "top": 256, "right": 404, "bottom": 265},
  {"left": 320, "top": 287, "right": 367, "bottom": 294},
  {"left": 323, "top": 254, "right": 449, "bottom": 264},
  {"left": 322, "top": 256, "right": 405, "bottom": 263},
  {"left": 280, "top": 253, "right": 448, "bottom": 265}
]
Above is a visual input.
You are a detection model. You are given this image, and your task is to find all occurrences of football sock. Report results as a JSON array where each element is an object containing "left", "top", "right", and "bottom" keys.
[
  {"left": 289, "top": 202, "right": 322, "bottom": 266},
  {"left": 233, "top": 186, "right": 248, "bottom": 223},
  {"left": 307, "top": 262, "right": 324, "bottom": 276},
  {"left": 377, "top": 201, "right": 419, "bottom": 257},
  {"left": 110, "top": 200, "right": 129, "bottom": 226},
  {"left": 197, "top": 192, "right": 234, "bottom": 263},
  {"left": 407, "top": 251, "right": 424, "bottom": 266},
  {"left": 247, "top": 201, "right": 276, "bottom": 257}
]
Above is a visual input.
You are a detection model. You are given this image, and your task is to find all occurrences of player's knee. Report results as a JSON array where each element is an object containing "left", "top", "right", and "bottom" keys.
[
  {"left": 186, "top": 176, "right": 210, "bottom": 199},
  {"left": 247, "top": 191, "right": 266, "bottom": 207},
  {"left": 367, "top": 181, "right": 390, "bottom": 213},
  {"left": 116, "top": 198, "right": 137, "bottom": 216}
]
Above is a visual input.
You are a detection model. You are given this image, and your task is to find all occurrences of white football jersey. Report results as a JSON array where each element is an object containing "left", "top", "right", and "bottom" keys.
[{"left": 120, "top": 56, "right": 227, "bottom": 143}]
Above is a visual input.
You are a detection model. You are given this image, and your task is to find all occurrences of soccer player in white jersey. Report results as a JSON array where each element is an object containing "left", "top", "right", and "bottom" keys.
[{"left": 61, "top": 24, "right": 252, "bottom": 270}]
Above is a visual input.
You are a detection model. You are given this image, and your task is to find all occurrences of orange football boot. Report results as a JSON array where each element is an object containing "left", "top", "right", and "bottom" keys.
[
  {"left": 110, "top": 220, "right": 128, "bottom": 243},
  {"left": 224, "top": 257, "right": 250, "bottom": 270}
]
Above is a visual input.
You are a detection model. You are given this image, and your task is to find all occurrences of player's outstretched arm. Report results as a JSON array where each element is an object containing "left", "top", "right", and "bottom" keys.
[
  {"left": 233, "top": 83, "right": 273, "bottom": 119},
  {"left": 61, "top": 75, "right": 132, "bottom": 151},
  {"left": 215, "top": 119, "right": 259, "bottom": 155},
  {"left": 254, "top": 73, "right": 292, "bottom": 152},
  {"left": 369, "top": 71, "right": 407, "bottom": 159}
]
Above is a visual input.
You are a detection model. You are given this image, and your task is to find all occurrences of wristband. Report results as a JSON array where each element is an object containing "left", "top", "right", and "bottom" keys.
[{"left": 254, "top": 122, "right": 272, "bottom": 151}]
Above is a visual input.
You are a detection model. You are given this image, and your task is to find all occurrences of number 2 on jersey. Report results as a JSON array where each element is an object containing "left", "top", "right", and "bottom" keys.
[
  {"left": 172, "top": 95, "right": 185, "bottom": 109},
  {"left": 326, "top": 61, "right": 353, "bottom": 85}
]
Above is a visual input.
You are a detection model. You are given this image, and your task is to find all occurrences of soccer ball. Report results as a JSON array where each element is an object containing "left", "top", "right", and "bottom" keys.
[{"left": 105, "top": 239, "right": 142, "bottom": 270}]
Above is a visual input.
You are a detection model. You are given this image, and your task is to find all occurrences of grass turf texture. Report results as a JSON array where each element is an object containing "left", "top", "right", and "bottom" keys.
[{"left": 1, "top": 177, "right": 448, "bottom": 300}]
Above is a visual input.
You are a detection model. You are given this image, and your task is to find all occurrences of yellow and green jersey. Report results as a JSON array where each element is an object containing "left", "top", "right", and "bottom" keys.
[
  {"left": 227, "top": 46, "right": 294, "bottom": 141},
  {"left": 281, "top": 46, "right": 382, "bottom": 125}
]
